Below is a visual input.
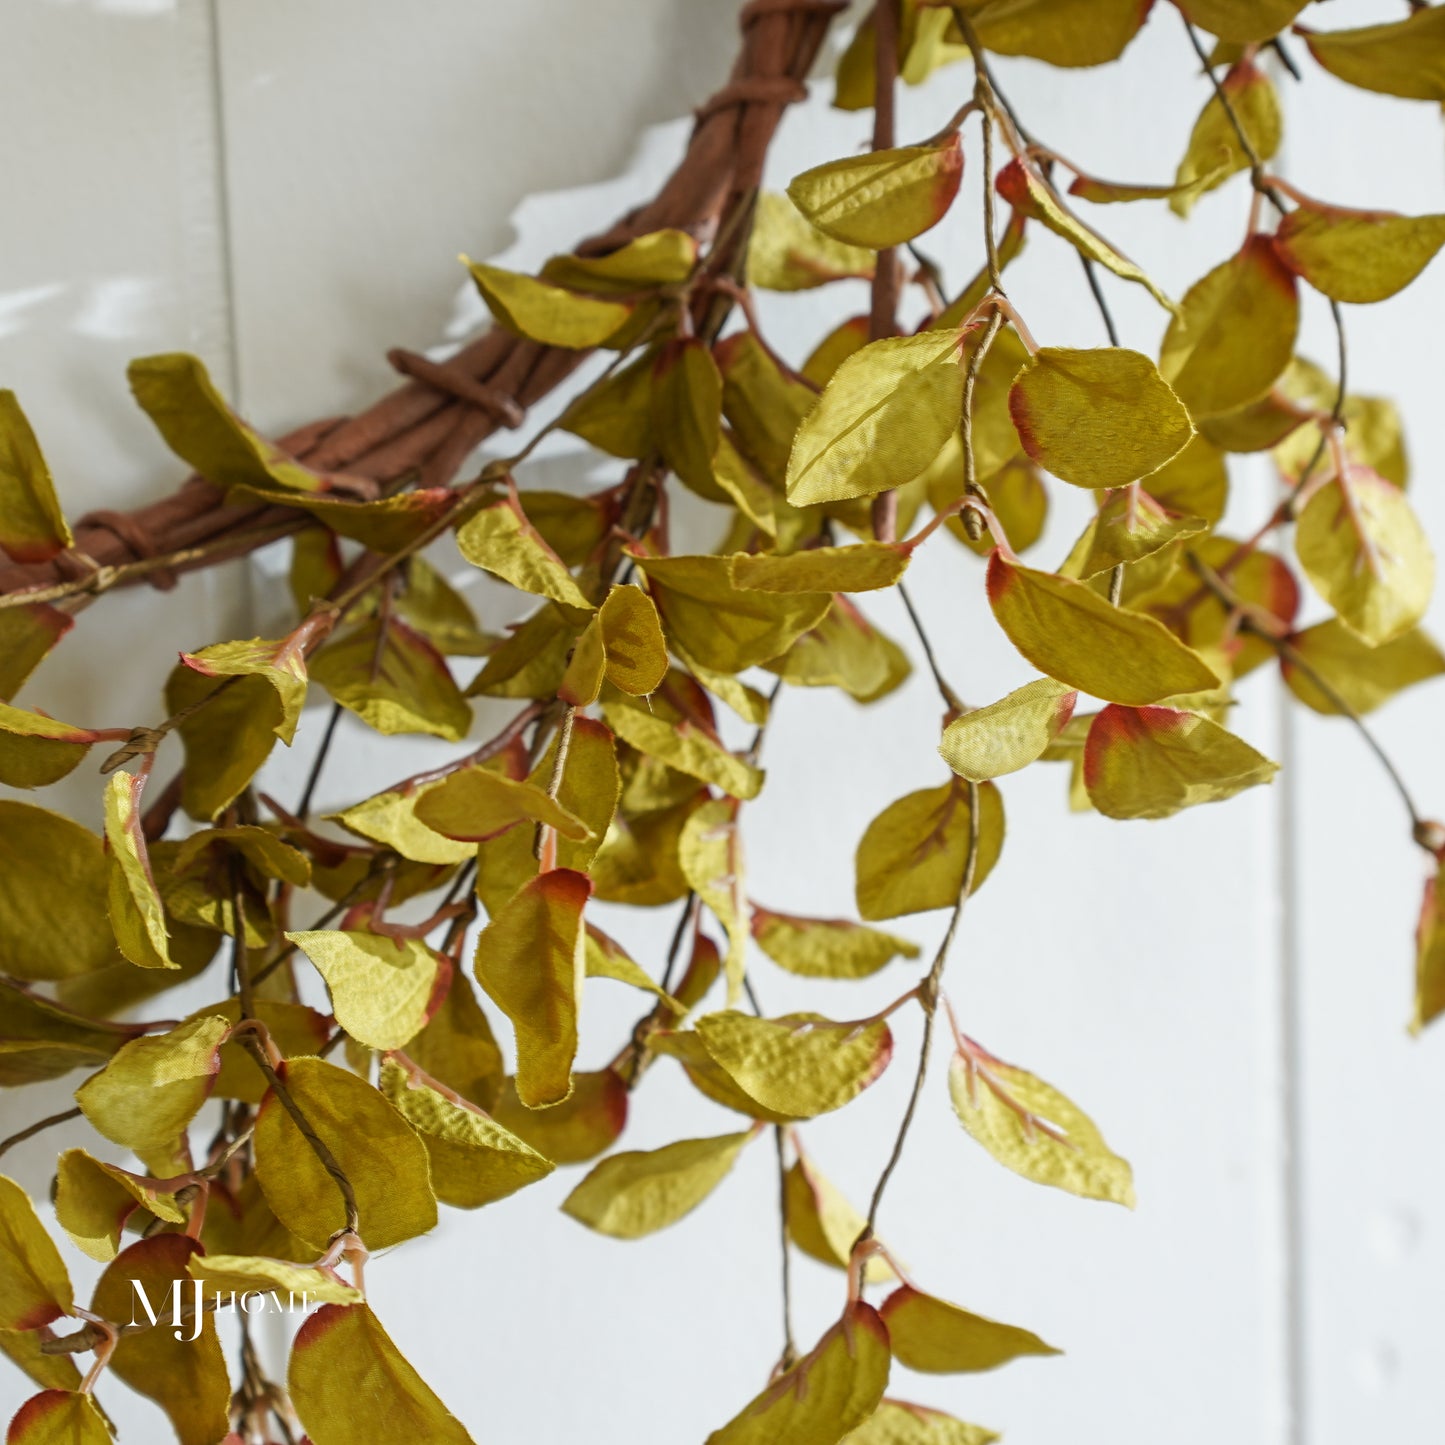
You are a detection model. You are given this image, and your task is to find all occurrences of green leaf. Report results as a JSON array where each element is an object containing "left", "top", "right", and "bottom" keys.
[
  {"left": 102, "top": 770, "right": 175, "bottom": 971},
  {"left": 379, "top": 1058, "right": 553, "bottom": 1209},
  {"left": 948, "top": 1037, "right": 1135, "bottom": 1204},
  {"left": 187, "top": 1252, "right": 362, "bottom": 1306},
  {"left": 987, "top": 551, "right": 1221, "bottom": 705},
  {"left": 706, "top": 1302, "right": 891, "bottom": 1444},
  {"left": 1298, "top": 9, "right": 1445, "bottom": 102},
  {"left": 1170, "top": 58, "right": 1280, "bottom": 217},
  {"left": 842, "top": 1400, "right": 999, "bottom": 1445},
  {"left": 1083, "top": 705, "right": 1278, "bottom": 819},
  {"left": 490, "top": 1068, "right": 628, "bottom": 1165},
  {"left": 414, "top": 767, "right": 593, "bottom": 844},
  {"left": 651, "top": 339, "right": 723, "bottom": 495},
  {"left": 1295, "top": 468, "right": 1433, "bottom": 645},
  {"left": 1160, "top": 236, "right": 1299, "bottom": 418},
  {"left": 290, "top": 1303, "right": 477, "bottom": 1445},
  {"left": 464, "top": 258, "right": 631, "bottom": 348},
  {"left": 786, "top": 329, "right": 966, "bottom": 507},
  {"left": 1176, "top": 0, "right": 1307, "bottom": 43},
  {"left": 748, "top": 191, "right": 875, "bottom": 290},
  {"left": 290, "top": 930, "right": 447, "bottom": 1051},
  {"left": 473, "top": 869, "right": 589, "bottom": 1108},
  {"left": 1412, "top": 856, "right": 1445, "bottom": 1033},
  {"left": 995, "top": 159, "right": 1174, "bottom": 311},
  {"left": 752, "top": 908, "right": 919, "bottom": 980},
  {"left": 0, "top": 391, "right": 72, "bottom": 563},
  {"left": 787, "top": 136, "right": 964, "bottom": 249},
  {"left": 129, "top": 352, "right": 323, "bottom": 492},
  {"left": 91, "top": 1235, "right": 231, "bottom": 1445},
  {"left": 0, "top": 702, "right": 98, "bottom": 790},
  {"left": 254, "top": 1056, "right": 437, "bottom": 1249},
  {"left": 940, "top": 678, "right": 1077, "bottom": 783},
  {"left": 332, "top": 782, "right": 476, "bottom": 867},
  {"left": 879, "top": 1284, "right": 1060, "bottom": 1373},
  {"left": 1275, "top": 198, "right": 1445, "bottom": 304},
  {"left": 55, "top": 1148, "right": 184, "bottom": 1262},
  {"left": 311, "top": 619, "right": 471, "bottom": 741},
  {"left": 636, "top": 552, "right": 831, "bottom": 673},
  {"left": 764, "top": 596, "right": 911, "bottom": 703},
  {"left": 4, "top": 1391, "right": 112, "bottom": 1445},
  {"left": 179, "top": 635, "right": 309, "bottom": 743},
  {"left": 455, "top": 492, "right": 594, "bottom": 610},
  {"left": 75, "top": 1014, "right": 228, "bottom": 1176},
  {"left": 0, "top": 605, "right": 71, "bottom": 703},
  {"left": 784, "top": 1151, "right": 893, "bottom": 1280},
  {"left": 562, "top": 1130, "right": 752, "bottom": 1238},
  {"left": 164, "top": 663, "right": 282, "bottom": 820},
  {"left": 1282, "top": 620, "right": 1445, "bottom": 716},
  {"left": 539, "top": 228, "right": 697, "bottom": 292},
  {"left": 729, "top": 543, "right": 908, "bottom": 594},
  {"left": 0, "top": 1175, "right": 72, "bottom": 1330},
  {"left": 1008, "top": 347, "right": 1193, "bottom": 488},
  {"left": 856, "top": 779, "right": 1004, "bottom": 921}
]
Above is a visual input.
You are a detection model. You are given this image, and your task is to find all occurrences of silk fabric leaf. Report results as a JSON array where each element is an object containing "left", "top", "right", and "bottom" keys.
[
  {"left": 748, "top": 190, "right": 875, "bottom": 289},
  {"left": 986, "top": 552, "right": 1220, "bottom": 705},
  {"left": 290, "top": 1303, "right": 477, "bottom": 1445},
  {"left": 0, "top": 703, "right": 98, "bottom": 790},
  {"left": 473, "top": 868, "right": 589, "bottom": 1107},
  {"left": 0, "top": 1176, "right": 72, "bottom": 1330},
  {"left": 1282, "top": 620, "right": 1445, "bottom": 716},
  {"left": 4, "top": 1391, "right": 111, "bottom": 1445},
  {"left": 1008, "top": 347, "right": 1193, "bottom": 489},
  {"left": 413, "top": 767, "right": 592, "bottom": 844},
  {"left": 879, "top": 1285, "right": 1059, "bottom": 1374},
  {"left": 1274, "top": 200, "right": 1445, "bottom": 304},
  {"left": 102, "top": 770, "right": 175, "bottom": 971},
  {"left": 1297, "top": 10, "right": 1445, "bottom": 102},
  {"left": 940, "top": 678, "right": 1077, "bottom": 782},
  {"left": 289, "top": 930, "right": 447, "bottom": 1051},
  {"left": 254, "top": 1056, "right": 436, "bottom": 1250},
  {"left": 0, "top": 391, "right": 72, "bottom": 563},
  {"left": 562, "top": 1130, "right": 751, "bottom": 1239},
  {"left": 751, "top": 908, "right": 919, "bottom": 980},
  {"left": 841, "top": 1399, "right": 999, "bottom": 1445},
  {"left": 455, "top": 493, "right": 594, "bottom": 610},
  {"left": 464, "top": 258, "right": 631, "bottom": 348},
  {"left": 1170, "top": 58, "right": 1280, "bottom": 217},
  {"left": 855, "top": 778, "right": 1005, "bottom": 920},
  {"left": 787, "top": 136, "right": 963, "bottom": 249},
  {"left": 729, "top": 543, "right": 908, "bottom": 594},
  {"left": 948, "top": 1040, "right": 1135, "bottom": 1205}
]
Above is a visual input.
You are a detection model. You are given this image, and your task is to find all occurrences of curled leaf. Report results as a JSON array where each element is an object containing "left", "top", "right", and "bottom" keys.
[
  {"left": 464, "top": 258, "right": 631, "bottom": 348},
  {"left": 940, "top": 678, "right": 1077, "bottom": 783}
]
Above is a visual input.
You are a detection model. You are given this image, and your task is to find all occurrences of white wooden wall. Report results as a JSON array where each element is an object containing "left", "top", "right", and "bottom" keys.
[{"left": 2, "top": 2, "right": 1443, "bottom": 1441}]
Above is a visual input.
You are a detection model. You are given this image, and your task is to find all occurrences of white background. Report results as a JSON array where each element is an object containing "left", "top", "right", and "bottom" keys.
[{"left": 2, "top": 2, "right": 1444, "bottom": 1442}]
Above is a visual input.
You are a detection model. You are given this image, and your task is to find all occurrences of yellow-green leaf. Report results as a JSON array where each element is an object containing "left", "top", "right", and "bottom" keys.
[
  {"left": 455, "top": 492, "right": 593, "bottom": 610},
  {"left": 491, "top": 1068, "right": 628, "bottom": 1165},
  {"left": 635, "top": 552, "right": 830, "bottom": 672},
  {"left": 651, "top": 338, "right": 723, "bottom": 495},
  {"left": 201, "top": 998, "right": 328, "bottom": 1105},
  {"left": 0, "top": 702, "right": 97, "bottom": 790},
  {"left": 1412, "top": 856, "right": 1445, "bottom": 1033},
  {"left": 748, "top": 190, "right": 875, "bottom": 290},
  {"left": 1178, "top": 0, "right": 1307, "bottom": 43},
  {"left": 706, "top": 1301, "right": 891, "bottom": 1445},
  {"left": 333, "top": 783, "right": 476, "bottom": 867},
  {"left": 940, "top": 678, "right": 1077, "bottom": 783},
  {"left": 473, "top": 868, "right": 589, "bottom": 1108},
  {"left": 539, "top": 228, "right": 697, "bottom": 292},
  {"left": 404, "top": 975, "right": 504, "bottom": 1111},
  {"left": 165, "top": 663, "right": 283, "bottom": 820},
  {"left": 129, "top": 352, "right": 323, "bottom": 492},
  {"left": 1160, "top": 236, "right": 1299, "bottom": 417},
  {"left": 179, "top": 635, "right": 309, "bottom": 743},
  {"left": 788, "top": 136, "right": 963, "bottom": 250},
  {"left": 5, "top": 1391, "right": 112, "bottom": 1445},
  {"left": 102, "top": 769, "right": 175, "bottom": 971},
  {"left": 464, "top": 258, "right": 631, "bottom": 348},
  {"left": 289, "top": 930, "right": 446, "bottom": 1051},
  {"left": 995, "top": 159, "right": 1174, "bottom": 312},
  {"left": 0, "top": 604, "right": 70, "bottom": 704},
  {"left": 948, "top": 1037, "right": 1135, "bottom": 1205},
  {"left": 0, "top": 802, "right": 115, "bottom": 981},
  {"left": 255, "top": 1056, "right": 436, "bottom": 1250},
  {"left": 784, "top": 1152, "right": 893, "bottom": 1281},
  {"left": 1170, "top": 58, "right": 1280, "bottom": 217},
  {"left": 563, "top": 1130, "right": 752, "bottom": 1239},
  {"left": 290, "top": 1303, "right": 477, "bottom": 1445},
  {"left": 786, "top": 329, "right": 966, "bottom": 506},
  {"left": 856, "top": 778, "right": 1004, "bottom": 921},
  {"left": 311, "top": 619, "right": 471, "bottom": 741},
  {"left": 0, "top": 1175, "right": 72, "bottom": 1330},
  {"left": 75, "top": 1014, "right": 227, "bottom": 1176},
  {"left": 597, "top": 584, "right": 668, "bottom": 696},
  {"left": 679, "top": 797, "right": 750, "bottom": 1002},
  {"left": 752, "top": 908, "right": 919, "bottom": 980},
  {"left": 1298, "top": 10, "right": 1445, "bottom": 102},
  {"left": 685, "top": 1009, "right": 893, "bottom": 1120},
  {"left": 963, "top": 0, "right": 1149, "bottom": 67},
  {"left": 561, "top": 347, "right": 656, "bottom": 460},
  {"left": 1295, "top": 469, "right": 1433, "bottom": 645},
  {"left": 1275, "top": 199, "right": 1445, "bottom": 304},
  {"left": 879, "top": 1284, "right": 1060, "bottom": 1373},
  {"left": 54, "top": 1149, "right": 184, "bottom": 1262},
  {"left": 730, "top": 542, "right": 908, "bottom": 594},
  {"left": 414, "top": 767, "right": 592, "bottom": 844},
  {"left": 92, "top": 1235, "right": 231, "bottom": 1445},
  {"left": 379, "top": 1058, "right": 553, "bottom": 1209},
  {"left": 842, "top": 1399, "right": 999, "bottom": 1445},
  {"left": 1283, "top": 620, "right": 1445, "bottom": 716},
  {"left": 986, "top": 551, "right": 1220, "bottom": 705},
  {"left": 1084, "top": 705, "right": 1276, "bottom": 819},
  {"left": 187, "top": 1252, "right": 362, "bottom": 1306},
  {"left": 585, "top": 924, "right": 683, "bottom": 1013},
  {"left": 764, "top": 596, "right": 912, "bottom": 703},
  {"left": 0, "top": 392, "right": 72, "bottom": 564},
  {"left": 1008, "top": 347, "right": 1193, "bottom": 488},
  {"left": 1060, "top": 486, "right": 1208, "bottom": 582}
]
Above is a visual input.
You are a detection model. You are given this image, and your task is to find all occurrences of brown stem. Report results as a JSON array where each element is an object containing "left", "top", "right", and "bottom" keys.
[{"left": 868, "top": 0, "right": 902, "bottom": 342}]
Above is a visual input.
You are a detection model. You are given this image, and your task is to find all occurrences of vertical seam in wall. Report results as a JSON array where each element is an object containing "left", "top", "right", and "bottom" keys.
[{"left": 205, "top": 0, "right": 243, "bottom": 413}]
